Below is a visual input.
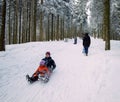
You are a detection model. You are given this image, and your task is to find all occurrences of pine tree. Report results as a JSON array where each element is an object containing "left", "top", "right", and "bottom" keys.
[
  {"left": 104, "top": 0, "right": 110, "bottom": 50},
  {"left": 40, "top": 0, "right": 44, "bottom": 41},
  {"left": 0, "top": 0, "right": 6, "bottom": 51}
]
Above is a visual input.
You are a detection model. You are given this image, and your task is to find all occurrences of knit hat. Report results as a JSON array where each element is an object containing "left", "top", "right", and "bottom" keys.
[
  {"left": 46, "top": 51, "right": 50, "bottom": 56},
  {"left": 40, "top": 60, "right": 45, "bottom": 66}
]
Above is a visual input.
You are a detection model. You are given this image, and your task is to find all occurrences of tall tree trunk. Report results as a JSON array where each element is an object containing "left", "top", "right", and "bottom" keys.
[
  {"left": 26, "top": 0, "right": 28, "bottom": 42},
  {"left": 62, "top": 16, "right": 65, "bottom": 39},
  {"left": 103, "top": 7, "right": 106, "bottom": 41},
  {"left": 28, "top": 0, "right": 31, "bottom": 42},
  {"left": 70, "top": 16, "right": 73, "bottom": 38},
  {"left": 19, "top": 0, "right": 22, "bottom": 43},
  {"left": 30, "top": 0, "right": 34, "bottom": 41},
  {"left": 13, "top": 0, "right": 18, "bottom": 44},
  {"left": 53, "top": 15, "right": 56, "bottom": 40},
  {"left": 8, "top": 0, "right": 11, "bottom": 44},
  {"left": 13, "top": 2, "right": 15, "bottom": 44},
  {"left": 47, "top": 14, "right": 50, "bottom": 41},
  {"left": 0, "top": 0, "right": 6, "bottom": 51},
  {"left": 22, "top": 1, "right": 25, "bottom": 43},
  {"left": 104, "top": 0, "right": 110, "bottom": 50},
  {"left": 33, "top": 0, "right": 37, "bottom": 41},
  {"left": 60, "top": 17, "right": 62, "bottom": 40},
  {"left": 26, "top": 0, "right": 29, "bottom": 42},
  {"left": 39, "top": 0, "right": 44, "bottom": 41},
  {"left": 60, "top": 17, "right": 64, "bottom": 40},
  {"left": 56, "top": 15, "right": 59, "bottom": 40},
  {"left": 51, "top": 13, "right": 54, "bottom": 41}
]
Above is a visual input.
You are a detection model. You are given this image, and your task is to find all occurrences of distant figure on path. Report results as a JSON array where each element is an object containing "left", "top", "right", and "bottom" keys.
[
  {"left": 74, "top": 37, "right": 77, "bottom": 44},
  {"left": 82, "top": 33, "right": 91, "bottom": 56}
]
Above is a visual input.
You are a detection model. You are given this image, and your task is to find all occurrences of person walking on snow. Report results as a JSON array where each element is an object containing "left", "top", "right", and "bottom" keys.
[{"left": 83, "top": 33, "right": 91, "bottom": 56}]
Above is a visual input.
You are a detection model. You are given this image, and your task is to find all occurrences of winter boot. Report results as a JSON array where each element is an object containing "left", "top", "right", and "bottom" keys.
[{"left": 26, "top": 74, "right": 33, "bottom": 83}]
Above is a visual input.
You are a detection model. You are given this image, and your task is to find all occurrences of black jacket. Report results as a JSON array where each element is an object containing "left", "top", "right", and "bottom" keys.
[
  {"left": 83, "top": 34, "right": 91, "bottom": 47},
  {"left": 42, "top": 57, "right": 56, "bottom": 70}
]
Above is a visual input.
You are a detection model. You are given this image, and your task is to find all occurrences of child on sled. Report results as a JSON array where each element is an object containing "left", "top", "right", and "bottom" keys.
[{"left": 26, "top": 52, "right": 56, "bottom": 83}]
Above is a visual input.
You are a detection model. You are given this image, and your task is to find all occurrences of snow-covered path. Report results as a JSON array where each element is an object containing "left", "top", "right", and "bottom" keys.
[{"left": 0, "top": 38, "right": 120, "bottom": 102}]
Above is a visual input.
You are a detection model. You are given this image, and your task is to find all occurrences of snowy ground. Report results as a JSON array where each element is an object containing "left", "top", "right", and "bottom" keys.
[{"left": 0, "top": 37, "right": 120, "bottom": 102}]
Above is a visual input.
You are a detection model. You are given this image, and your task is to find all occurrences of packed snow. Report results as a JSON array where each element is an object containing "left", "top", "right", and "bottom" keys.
[{"left": 0, "top": 37, "right": 120, "bottom": 102}]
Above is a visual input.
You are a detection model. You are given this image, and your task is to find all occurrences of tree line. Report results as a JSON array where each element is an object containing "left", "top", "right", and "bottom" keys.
[
  {"left": 0, "top": 0, "right": 85, "bottom": 51},
  {"left": 0, "top": 0, "right": 120, "bottom": 51}
]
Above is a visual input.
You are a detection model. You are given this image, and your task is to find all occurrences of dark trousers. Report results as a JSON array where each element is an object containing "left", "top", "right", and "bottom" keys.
[
  {"left": 30, "top": 75, "right": 38, "bottom": 82},
  {"left": 84, "top": 46, "right": 89, "bottom": 55}
]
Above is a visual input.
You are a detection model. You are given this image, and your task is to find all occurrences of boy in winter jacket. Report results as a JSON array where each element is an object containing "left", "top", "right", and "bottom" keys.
[
  {"left": 83, "top": 33, "right": 91, "bottom": 56},
  {"left": 42, "top": 51, "right": 56, "bottom": 72}
]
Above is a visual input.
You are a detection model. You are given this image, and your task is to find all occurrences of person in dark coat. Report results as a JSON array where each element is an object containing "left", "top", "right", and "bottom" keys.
[
  {"left": 42, "top": 51, "right": 56, "bottom": 72},
  {"left": 74, "top": 37, "right": 77, "bottom": 44},
  {"left": 83, "top": 33, "right": 91, "bottom": 56}
]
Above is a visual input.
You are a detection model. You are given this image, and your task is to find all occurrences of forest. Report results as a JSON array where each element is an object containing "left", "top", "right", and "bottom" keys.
[{"left": 0, "top": 0, "right": 120, "bottom": 51}]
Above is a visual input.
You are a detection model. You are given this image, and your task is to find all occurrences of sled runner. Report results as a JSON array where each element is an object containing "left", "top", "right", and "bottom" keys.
[{"left": 26, "top": 72, "right": 50, "bottom": 83}]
